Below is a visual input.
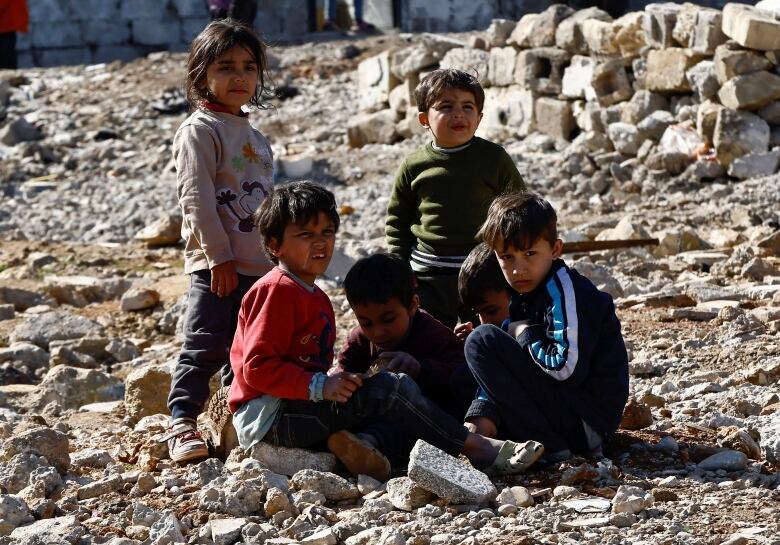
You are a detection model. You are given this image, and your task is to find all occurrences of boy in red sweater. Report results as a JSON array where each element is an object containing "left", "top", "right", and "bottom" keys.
[{"left": 229, "top": 181, "right": 544, "bottom": 481}]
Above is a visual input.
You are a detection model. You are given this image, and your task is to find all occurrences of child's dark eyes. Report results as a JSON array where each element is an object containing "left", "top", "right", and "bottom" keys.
[{"left": 381, "top": 315, "right": 397, "bottom": 325}]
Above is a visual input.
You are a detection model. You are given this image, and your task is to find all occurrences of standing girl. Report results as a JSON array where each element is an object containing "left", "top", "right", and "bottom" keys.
[{"left": 163, "top": 19, "right": 274, "bottom": 463}]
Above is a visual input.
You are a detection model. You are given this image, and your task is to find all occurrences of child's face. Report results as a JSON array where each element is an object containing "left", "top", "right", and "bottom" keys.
[
  {"left": 267, "top": 211, "right": 337, "bottom": 285},
  {"left": 204, "top": 45, "right": 258, "bottom": 115},
  {"left": 418, "top": 88, "right": 482, "bottom": 148},
  {"left": 473, "top": 288, "right": 511, "bottom": 327},
  {"left": 351, "top": 295, "right": 419, "bottom": 351},
  {"left": 495, "top": 238, "right": 563, "bottom": 294}
]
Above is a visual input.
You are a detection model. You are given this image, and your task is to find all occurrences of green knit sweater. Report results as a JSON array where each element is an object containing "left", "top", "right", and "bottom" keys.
[{"left": 385, "top": 138, "right": 526, "bottom": 262}]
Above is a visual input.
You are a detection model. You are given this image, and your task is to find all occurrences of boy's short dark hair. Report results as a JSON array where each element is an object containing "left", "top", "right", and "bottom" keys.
[
  {"left": 458, "top": 243, "right": 510, "bottom": 308},
  {"left": 254, "top": 181, "right": 340, "bottom": 264},
  {"left": 415, "top": 69, "right": 485, "bottom": 114},
  {"left": 344, "top": 253, "right": 415, "bottom": 308},
  {"left": 477, "top": 192, "right": 558, "bottom": 252}
]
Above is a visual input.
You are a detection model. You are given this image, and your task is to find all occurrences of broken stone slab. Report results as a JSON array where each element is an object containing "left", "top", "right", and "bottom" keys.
[
  {"left": 515, "top": 47, "right": 571, "bottom": 95},
  {"left": 124, "top": 365, "right": 171, "bottom": 425},
  {"left": 611, "top": 485, "right": 654, "bottom": 515},
  {"left": 623, "top": 90, "right": 668, "bottom": 125},
  {"left": 714, "top": 43, "right": 773, "bottom": 86},
  {"left": 691, "top": 10, "right": 727, "bottom": 54},
  {"left": 581, "top": 18, "right": 618, "bottom": 55},
  {"left": 134, "top": 214, "right": 182, "bottom": 246},
  {"left": 0, "top": 495, "right": 33, "bottom": 537},
  {"left": 646, "top": 48, "right": 708, "bottom": 93},
  {"left": 722, "top": 3, "right": 780, "bottom": 51},
  {"left": 477, "top": 86, "right": 536, "bottom": 141},
  {"left": 562, "top": 55, "right": 595, "bottom": 100},
  {"left": 713, "top": 109, "right": 770, "bottom": 166},
  {"left": 10, "top": 311, "right": 105, "bottom": 350},
  {"left": 391, "top": 36, "right": 461, "bottom": 80},
  {"left": 677, "top": 250, "right": 731, "bottom": 267},
  {"left": 386, "top": 476, "right": 437, "bottom": 511},
  {"left": 507, "top": 13, "right": 539, "bottom": 48},
  {"left": 0, "top": 427, "right": 70, "bottom": 473},
  {"left": 358, "top": 51, "right": 398, "bottom": 111},
  {"left": 211, "top": 518, "right": 247, "bottom": 545},
  {"left": 718, "top": 71, "right": 780, "bottom": 111},
  {"left": 687, "top": 61, "right": 719, "bottom": 102},
  {"left": 149, "top": 512, "right": 185, "bottom": 545},
  {"left": 301, "top": 528, "right": 338, "bottom": 545},
  {"left": 727, "top": 149, "right": 780, "bottom": 179},
  {"left": 249, "top": 443, "right": 337, "bottom": 476},
  {"left": 77, "top": 473, "right": 123, "bottom": 500},
  {"left": 613, "top": 11, "right": 647, "bottom": 58},
  {"left": 487, "top": 47, "right": 517, "bottom": 87},
  {"left": 439, "top": 48, "right": 489, "bottom": 84},
  {"left": 591, "top": 59, "right": 633, "bottom": 107},
  {"left": 643, "top": 2, "right": 680, "bottom": 48},
  {"left": 347, "top": 109, "right": 399, "bottom": 148},
  {"left": 407, "top": 440, "right": 497, "bottom": 505},
  {"left": 9, "top": 514, "right": 84, "bottom": 544},
  {"left": 555, "top": 7, "right": 612, "bottom": 54},
  {"left": 485, "top": 18, "right": 516, "bottom": 48},
  {"left": 526, "top": 4, "right": 575, "bottom": 48},
  {"left": 290, "top": 470, "right": 360, "bottom": 501},
  {"left": 37, "top": 365, "right": 124, "bottom": 410},
  {"left": 638, "top": 110, "right": 675, "bottom": 141},
  {"left": 669, "top": 308, "right": 718, "bottom": 321},
  {"left": 671, "top": 3, "right": 701, "bottom": 47},
  {"left": 535, "top": 97, "right": 575, "bottom": 141},
  {"left": 120, "top": 287, "right": 161, "bottom": 311}
]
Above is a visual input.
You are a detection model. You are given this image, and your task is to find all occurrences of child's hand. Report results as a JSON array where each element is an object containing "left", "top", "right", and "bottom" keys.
[
  {"left": 211, "top": 260, "right": 238, "bottom": 298},
  {"left": 464, "top": 416, "right": 498, "bottom": 438},
  {"left": 323, "top": 372, "right": 363, "bottom": 403},
  {"left": 454, "top": 322, "right": 474, "bottom": 341},
  {"left": 377, "top": 352, "right": 421, "bottom": 377}
]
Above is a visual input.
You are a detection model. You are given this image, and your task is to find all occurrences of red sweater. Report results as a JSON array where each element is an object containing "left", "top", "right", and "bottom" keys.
[
  {"left": 337, "top": 310, "right": 465, "bottom": 409},
  {"left": 228, "top": 267, "right": 335, "bottom": 412}
]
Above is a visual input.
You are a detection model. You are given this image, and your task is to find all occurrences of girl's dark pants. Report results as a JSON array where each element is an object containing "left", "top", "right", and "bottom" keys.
[{"left": 167, "top": 269, "right": 258, "bottom": 421}]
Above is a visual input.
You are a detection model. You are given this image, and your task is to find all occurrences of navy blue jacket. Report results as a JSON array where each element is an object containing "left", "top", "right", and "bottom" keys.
[{"left": 508, "top": 259, "right": 629, "bottom": 437}]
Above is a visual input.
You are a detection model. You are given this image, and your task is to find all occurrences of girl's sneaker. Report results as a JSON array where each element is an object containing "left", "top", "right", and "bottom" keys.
[{"left": 161, "top": 417, "right": 209, "bottom": 464}]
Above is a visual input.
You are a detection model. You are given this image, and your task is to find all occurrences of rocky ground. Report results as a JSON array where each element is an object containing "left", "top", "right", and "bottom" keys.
[{"left": 0, "top": 23, "right": 779, "bottom": 545}]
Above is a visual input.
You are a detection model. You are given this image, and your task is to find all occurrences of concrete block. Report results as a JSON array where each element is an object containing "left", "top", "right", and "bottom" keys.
[
  {"left": 181, "top": 17, "right": 211, "bottom": 43},
  {"left": 36, "top": 47, "right": 92, "bottom": 68},
  {"left": 439, "top": 48, "right": 489, "bottom": 84},
  {"left": 81, "top": 20, "right": 131, "bottom": 46},
  {"left": 515, "top": 47, "right": 570, "bottom": 96},
  {"left": 646, "top": 49, "right": 707, "bottom": 93},
  {"left": 562, "top": 55, "right": 595, "bottom": 100},
  {"left": 27, "top": 0, "right": 70, "bottom": 22},
  {"left": 691, "top": 10, "right": 727, "bottom": 54},
  {"left": 485, "top": 18, "right": 516, "bottom": 48},
  {"left": 555, "top": 7, "right": 612, "bottom": 54},
  {"left": 93, "top": 45, "right": 144, "bottom": 64},
  {"left": 71, "top": 0, "right": 120, "bottom": 20},
  {"left": 697, "top": 100, "right": 722, "bottom": 146},
  {"left": 488, "top": 47, "right": 517, "bottom": 87},
  {"left": 727, "top": 149, "right": 780, "bottom": 179},
  {"left": 713, "top": 109, "right": 770, "bottom": 166},
  {"left": 686, "top": 60, "right": 719, "bottom": 102},
  {"left": 347, "top": 109, "right": 399, "bottom": 148},
  {"left": 121, "top": 0, "right": 172, "bottom": 20},
  {"left": 358, "top": 51, "right": 398, "bottom": 111},
  {"left": 477, "top": 86, "right": 536, "bottom": 141},
  {"left": 581, "top": 18, "right": 617, "bottom": 55},
  {"left": 643, "top": 2, "right": 680, "bottom": 48},
  {"left": 722, "top": 3, "right": 780, "bottom": 51},
  {"left": 671, "top": 3, "right": 699, "bottom": 47},
  {"left": 714, "top": 43, "right": 773, "bottom": 85},
  {"left": 535, "top": 97, "right": 575, "bottom": 141},
  {"left": 718, "top": 71, "right": 780, "bottom": 111},
  {"left": 171, "top": 0, "right": 208, "bottom": 18},
  {"left": 527, "top": 4, "right": 575, "bottom": 48},
  {"left": 613, "top": 11, "right": 646, "bottom": 59},
  {"left": 30, "top": 22, "right": 82, "bottom": 48},
  {"left": 591, "top": 59, "right": 632, "bottom": 107},
  {"left": 131, "top": 16, "right": 181, "bottom": 46},
  {"left": 407, "top": 440, "right": 497, "bottom": 505},
  {"left": 507, "top": 13, "right": 538, "bottom": 48}
]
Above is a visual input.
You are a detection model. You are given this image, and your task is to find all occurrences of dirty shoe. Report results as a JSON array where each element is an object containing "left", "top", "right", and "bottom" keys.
[
  {"left": 327, "top": 430, "right": 391, "bottom": 482},
  {"left": 200, "top": 386, "right": 239, "bottom": 461},
  {"left": 161, "top": 417, "right": 209, "bottom": 464}
]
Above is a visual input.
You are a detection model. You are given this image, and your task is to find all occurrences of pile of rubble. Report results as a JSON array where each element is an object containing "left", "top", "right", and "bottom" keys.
[{"left": 349, "top": 2, "right": 780, "bottom": 182}]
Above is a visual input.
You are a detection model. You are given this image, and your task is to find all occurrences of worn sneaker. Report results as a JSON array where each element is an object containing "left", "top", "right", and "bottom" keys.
[
  {"left": 327, "top": 430, "right": 391, "bottom": 482},
  {"left": 161, "top": 417, "right": 209, "bottom": 464},
  {"left": 200, "top": 385, "right": 239, "bottom": 461}
]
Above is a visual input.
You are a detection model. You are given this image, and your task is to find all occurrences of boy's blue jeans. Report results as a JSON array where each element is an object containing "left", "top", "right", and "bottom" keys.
[
  {"left": 262, "top": 372, "right": 468, "bottom": 457},
  {"left": 465, "top": 324, "right": 593, "bottom": 453},
  {"left": 168, "top": 269, "right": 258, "bottom": 421}
]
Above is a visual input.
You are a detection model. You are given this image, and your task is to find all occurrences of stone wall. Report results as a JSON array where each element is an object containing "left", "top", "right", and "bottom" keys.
[{"left": 15, "top": 0, "right": 309, "bottom": 68}]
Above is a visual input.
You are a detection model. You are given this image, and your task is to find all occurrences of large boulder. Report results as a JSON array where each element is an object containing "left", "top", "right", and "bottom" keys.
[
  {"left": 124, "top": 365, "right": 172, "bottom": 425},
  {"left": 35, "top": 365, "right": 124, "bottom": 410},
  {"left": 0, "top": 428, "right": 70, "bottom": 473},
  {"left": 10, "top": 311, "right": 104, "bottom": 350}
]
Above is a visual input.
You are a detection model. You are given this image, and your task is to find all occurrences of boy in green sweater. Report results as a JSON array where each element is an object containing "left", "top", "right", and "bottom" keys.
[{"left": 385, "top": 69, "right": 527, "bottom": 328}]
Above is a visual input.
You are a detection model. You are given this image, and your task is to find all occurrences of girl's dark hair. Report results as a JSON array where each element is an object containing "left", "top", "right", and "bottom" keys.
[
  {"left": 185, "top": 19, "right": 272, "bottom": 110},
  {"left": 344, "top": 253, "right": 416, "bottom": 308},
  {"left": 458, "top": 243, "right": 510, "bottom": 308},
  {"left": 477, "top": 192, "right": 558, "bottom": 252},
  {"left": 254, "top": 181, "right": 340, "bottom": 264},
  {"left": 415, "top": 68, "right": 485, "bottom": 114}
]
